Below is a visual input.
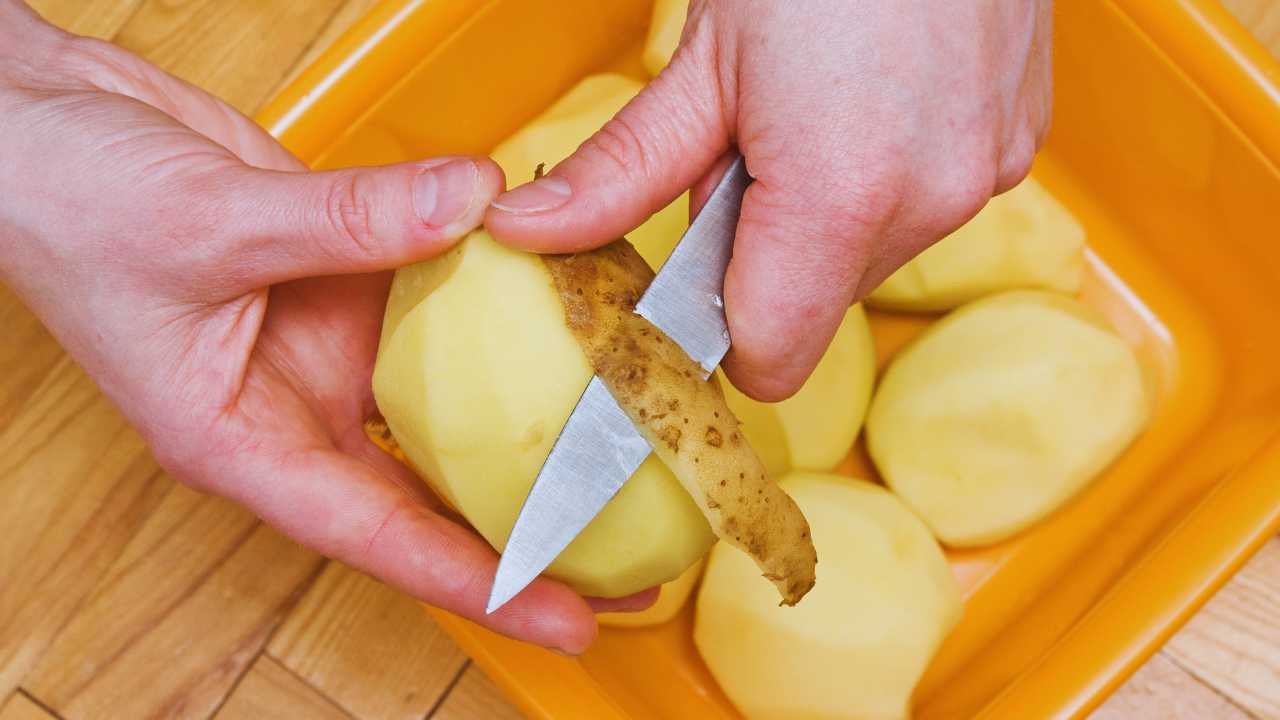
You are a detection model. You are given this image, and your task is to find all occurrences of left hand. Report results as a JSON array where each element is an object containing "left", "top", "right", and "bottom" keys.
[{"left": 0, "top": 0, "right": 649, "bottom": 654}]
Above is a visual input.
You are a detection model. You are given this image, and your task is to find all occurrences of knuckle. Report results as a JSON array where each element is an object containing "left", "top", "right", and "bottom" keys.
[
  {"left": 582, "top": 114, "right": 654, "bottom": 181},
  {"left": 996, "top": 130, "right": 1037, "bottom": 193},
  {"left": 324, "top": 171, "right": 381, "bottom": 261},
  {"left": 934, "top": 157, "right": 999, "bottom": 231},
  {"left": 356, "top": 499, "right": 414, "bottom": 567},
  {"left": 824, "top": 163, "right": 911, "bottom": 236}
]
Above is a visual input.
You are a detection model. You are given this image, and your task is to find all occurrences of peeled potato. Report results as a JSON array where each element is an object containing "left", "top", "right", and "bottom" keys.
[
  {"left": 491, "top": 73, "right": 687, "bottom": 269},
  {"left": 599, "top": 558, "right": 705, "bottom": 628},
  {"left": 866, "top": 291, "right": 1149, "bottom": 547},
  {"left": 696, "top": 473, "right": 962, "bottom": 720},
  {"left": 372, "top": 231, "right": 715, "bottom": 598},
  {"left": 721, "top": 305, "right": 876, "bottom": 476},
  {"left": 642, "top": 0, "right": 688, "bottom": 76},
  {"left": 868, "top": 177, "right": 1085, "bottom": 312}
]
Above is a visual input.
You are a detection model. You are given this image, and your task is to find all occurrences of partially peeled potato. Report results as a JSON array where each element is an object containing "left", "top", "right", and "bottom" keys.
[{"left": 373, "top": 232, "right": 716, "bottom": 598}]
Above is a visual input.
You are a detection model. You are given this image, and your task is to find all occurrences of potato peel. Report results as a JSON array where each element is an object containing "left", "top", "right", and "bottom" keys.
[{"left": 543, "top": 241, "right": 817, "bottom": 605}]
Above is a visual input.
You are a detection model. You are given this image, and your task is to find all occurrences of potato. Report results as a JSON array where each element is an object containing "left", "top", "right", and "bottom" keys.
[
  {"left": 599, "top": 558, "right": 704, "bottom": 628},
  {"left": 491, "top": 73, "right": 687, "bottom": 270},
  {"left": 721, "top": 305, "right": 876, "bottom": 476},
  {"left": 372, "top": 231, "right": 715, "bottom": 598},
  {"left": 696, "top": 473, "right": 962, "bottom": 720},
  {"left": 543, "top": 241, "right": 816, "bottom": 605},
  {"left": 867, "top": 177, "right": 1085, "bottom": 312},
  {"left": 642, "top": 0, "right": 688, "bottom": 76},
  {"left": 866, "top": 291, "right": 1149, "bottom": 546}
]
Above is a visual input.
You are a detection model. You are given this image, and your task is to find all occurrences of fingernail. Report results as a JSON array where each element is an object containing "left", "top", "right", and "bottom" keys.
[
  {"left": 413, "top": 159, "right": 481, "bottom": 229},
  {"left": 490, "top": 176, "right": 572, "bottom": 215}
]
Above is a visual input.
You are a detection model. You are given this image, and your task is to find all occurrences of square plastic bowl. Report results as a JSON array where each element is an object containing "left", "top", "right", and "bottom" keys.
[{"left": 258, "top": 1, "right": 1280, "bottom": 717}]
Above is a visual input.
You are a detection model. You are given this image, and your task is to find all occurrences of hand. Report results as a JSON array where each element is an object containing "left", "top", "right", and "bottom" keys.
[
  {"left": 485, "top": 0, "right": 1053, "bottom": 400},
  {"left": 0, "top": 2, "right": 649, "bottom": 654}
]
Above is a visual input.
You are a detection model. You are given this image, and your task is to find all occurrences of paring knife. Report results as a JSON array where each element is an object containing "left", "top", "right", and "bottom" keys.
[{"left": 486, "top": 155, "right": 752, "bottom": 614}]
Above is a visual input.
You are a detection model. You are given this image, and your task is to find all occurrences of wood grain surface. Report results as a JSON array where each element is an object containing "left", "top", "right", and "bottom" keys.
[
  {"left": 0, "top": 694, "right": 57, "bottom": 720},
  {"left": 214, "top": 656, "right": 353, "bottom": 720},
  {"left": 268, "top": 563, "right": 469, "bottom": 720},
  {"left": 2, "top": 1, "right": 1278, "bottom": 719}
]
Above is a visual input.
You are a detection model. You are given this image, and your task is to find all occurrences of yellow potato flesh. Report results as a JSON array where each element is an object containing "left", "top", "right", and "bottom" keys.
[
  {"left": 721, "top": 305, "right": 876, "bottom": 476},
  {"left": 490, "top": 73, "right": 687, "bottom": 270},
  {"left": 642, "top": 0, "right": 688, "bottom": 76},
  {"left": 866, "top": 291, "right": 1149, "bottom": 547},
  {"left": 868, "top": 177, "right": 1085, "bottom": 312},
  {"left": 372, "top": 231, "right": 714, "bottom": 598},
  {"left": 598, "top": 558, "right": 705, "bottom": 628},
  {"left": 695, "top": 473, "right": 962, "bottom": 720}
]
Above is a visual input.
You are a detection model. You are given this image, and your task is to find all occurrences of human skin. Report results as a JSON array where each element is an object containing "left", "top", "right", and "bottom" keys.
[
  {"left": 486, "top": 0, "right": 1053, "bottom": 402},
  {"left": 0, "top": 0, "right": 653, "bottom": 655}
]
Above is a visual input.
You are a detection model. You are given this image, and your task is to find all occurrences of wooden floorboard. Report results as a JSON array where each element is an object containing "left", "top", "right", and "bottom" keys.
[
  {"left": 1224, "top": 0, "right": 1280, "bottom": 55},
  {"left": 23, "top": 487, "right": 323, "bottom": 720},
  {"left": 1165, "top": 538, "right": 1280, "bottom": 718},
  {"left": 1093, "top": 652, "right": 1257, "bottom": 719},
  {"left": 0, "top": 356, "right": 171, "bottom": 701},
  {"left": 214, "top": 655, "right": 353, "bottom": 720},
  {"left": 429, "top": 665, "right": 525, "bottom": 720},
  {"left": 24, "top": 0, "right": 145, "bottom": 40},
  {"left": 110, "top": 0, "right": 349, "bottom": 114},
  {"left": 268, "top": 563, "right": 469, "bottom": 720}
]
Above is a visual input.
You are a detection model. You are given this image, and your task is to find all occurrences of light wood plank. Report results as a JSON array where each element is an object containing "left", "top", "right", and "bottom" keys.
[
  {"left": 0, "top": 693, "right": 56, "bottom": 720},
  {"left": 1223, "top": 0, "right": 1280, "bottom": 57},
  {"left": 24, "top": 0, "right": 145, "bottom": 39},
  {"left": 1165, "top": 537, "right": 1280, "bottom": 718},
  {"left": 25, "top": 486, "right": 322, "bottom": 720},
  {"left": 0, "top": 293, "right": 63, "bottom": 429},
  {"left": 214, "top": 655, "right": 351, "bottom": 720},
  {"left": 430, "top": 665, "right": 523, "bottom": 720},
  {"left": 269, "top": 563, "right": 467, "bottom": 720},
  {"left": 111, "top": 0, "right": 348, "bottom": 114},
  {"left": 270, "top": 0, "right": 383, "bottom": 99},
  {"left": 1094, "top": 652, "right": 1254, "bottom": 719},
  {"left": 0, "top": 353, "right": 171, "bottom": 699}
]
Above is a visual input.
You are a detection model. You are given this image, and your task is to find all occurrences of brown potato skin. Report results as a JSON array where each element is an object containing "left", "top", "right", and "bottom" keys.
[{"left": 543, "top": 241, "right": 817, "bottom": 605}]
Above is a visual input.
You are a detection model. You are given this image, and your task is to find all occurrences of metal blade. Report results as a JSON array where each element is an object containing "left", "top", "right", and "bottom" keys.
[
  {"left": 485, "top": 154, "right": 752, "bottom": 614},
  {"left": 485, "top": 376, "right": 651, "bottom": 614},
  {"left": 635, "top": 154, "right": 752, "bottom": 377}
]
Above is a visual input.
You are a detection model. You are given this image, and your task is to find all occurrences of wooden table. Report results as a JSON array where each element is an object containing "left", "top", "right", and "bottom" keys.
[{"left": 1, "top": 2, "right": 1277, "bottom": 718}]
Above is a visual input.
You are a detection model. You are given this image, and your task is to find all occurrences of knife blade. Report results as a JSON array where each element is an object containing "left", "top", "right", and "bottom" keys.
[
  {"left": 486, "top": 155, "right": 752, "bottom": 614},
  {"left": 635, "top": 154, "right": 750, "bottom": 376},
  {"left": 484, "top": 376, "right": 652, "bottom": 614}
]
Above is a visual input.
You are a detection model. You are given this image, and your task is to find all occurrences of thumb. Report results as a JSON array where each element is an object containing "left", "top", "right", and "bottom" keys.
[
  {"left": 212, "top": 156, "right": 503, "bottom": 289},
  {"left": 483, "top": 51, "right": 729, "bottom": 253}
]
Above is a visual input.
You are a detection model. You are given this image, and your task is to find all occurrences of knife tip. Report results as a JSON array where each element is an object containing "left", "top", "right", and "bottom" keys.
[{"left": 485, "top": 568, "right": 522, "bottom": 615}]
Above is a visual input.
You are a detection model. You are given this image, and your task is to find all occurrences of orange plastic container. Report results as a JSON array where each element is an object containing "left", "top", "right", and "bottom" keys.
[{"left": 257, "top": 1, "right": 1280, "bottom": 717}]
